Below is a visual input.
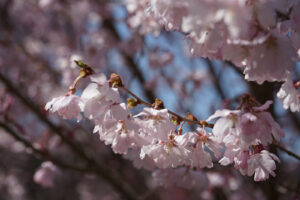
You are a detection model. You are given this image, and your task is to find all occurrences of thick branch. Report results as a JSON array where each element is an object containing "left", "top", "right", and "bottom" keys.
[{"left": 0, "top": 121, "right": 87, "bottom": 172}]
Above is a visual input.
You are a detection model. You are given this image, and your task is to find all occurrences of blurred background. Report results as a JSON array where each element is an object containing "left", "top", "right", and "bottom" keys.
[{"left": 0, "top": 0, "right": 299, "bottom": 199}]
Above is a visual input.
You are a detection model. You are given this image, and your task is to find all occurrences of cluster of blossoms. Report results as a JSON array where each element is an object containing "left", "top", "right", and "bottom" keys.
[
  {"left": 125, "top": 0, "right": 300, "bottom": 113},
  {"left": 207, "top": 98, "right": 284, "bottom": 181},
  {"left": 45, "top": 66, "right": 285, "bottom": 182}
]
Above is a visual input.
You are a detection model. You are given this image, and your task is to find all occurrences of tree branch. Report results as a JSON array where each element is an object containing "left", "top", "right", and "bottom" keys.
[
  {"left": 102, "top": 17, "right": 156, "bottom": 102},
  {"left": 272, "top": 143, "right": 300, "bottom": 161},
  {"left": 121, "top": 84, "right": 300, "bottom": 160},
  {"left": 119, "top": 86, "right": 214, "bottom": 128},
  {"left": 205, "top": 59, "right": 226, "bottom": 100},
  {"left": 0, "top": 121, "right": 87, "bottom": 172},
  {"left": 123, "top": 54, "right": 156, "bottom": 102}
]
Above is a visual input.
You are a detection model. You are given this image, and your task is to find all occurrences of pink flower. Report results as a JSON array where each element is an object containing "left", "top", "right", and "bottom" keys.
[
  {"left": 208, "top": 101, "right": 284, "bottom": 146},
  {"left": 277, "top": 78, "right": 300, "bottom": 112},
  {"left": 244, "top": 35, "right": 297, "bottom": 84},
  {"left": 207, "top": 109, "right": 240, "bottom": 143},
  {"left": 134, "top": 108, "right": 176, "bottom": 142},
  {"left": 236, "top": 106, "right": 285, "bottom": 146},
  {"left": 237, "top": 112, "right": 259, "bottom": 143},
  {"left": 140, "top": 140, "right": 191, "bottom": 169},
  {"left": 175, "top": 129, "right": 222, "bottom": 169},
  {"left": 45, "top": 94, "right": 83, "bottom": 121},
  {"left": 208, "top": 101, "right": 283, "bottom": 181},
  {"left": 246, "top": 150, "right": 280, "bottom": 182},
  {"left": 100, "top": 120, "right": 138, "bottom": 154},
  {"left": 81, "top": 73, "right": 120, "bottom": 120},
  {"left": 93, "top": 103, "right": 141, "bottom": 154},
  {"left": 219, "top": 144, "right": 241, "bottom": 166},
  {"left": 234, "top": 150, "right": 249, "bottom": 171},
  {"left": 92, "top": 103, "right": 130, "bottom": 134},
  {"left": 218, "top": 128, "right": 249, "bottom": 166},
  {"left": 33, "top": 161, "right": 58, "bottom": 187},
  {"left": 190, "top": 142, "right": 214, "bottom": 168}
]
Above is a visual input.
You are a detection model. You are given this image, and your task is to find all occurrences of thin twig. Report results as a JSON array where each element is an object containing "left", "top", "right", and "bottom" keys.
[
  {"left": 272, "top": 143, "right": 300, "bottom": 161},
  {"left": 119, "top": 86, "right": 214, "bottom": 128},
  {"left": 101, "top": 15, "right": 156, "bottom": 102},
  {"left": 205, "top": 59, "right": 226, "bottom": 100},
  {"left": 123, "top": 54, "right": 156, "bottom": 102}
]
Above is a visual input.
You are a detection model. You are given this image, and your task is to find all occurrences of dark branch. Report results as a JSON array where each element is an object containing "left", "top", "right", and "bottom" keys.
[
  {"left": 205, "top": 59, "right": 226, "bottom": 100},
  {"left": 0, "top": 121, "right": 87, "bottom": 172},
  {"left": 272, "top": 143, "right": 300, "bottom": 161}
]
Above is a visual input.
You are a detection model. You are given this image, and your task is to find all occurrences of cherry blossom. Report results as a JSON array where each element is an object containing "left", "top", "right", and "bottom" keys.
[
  {"left": 208, "top": 100, "right": 284, "bottom": 146},
  {"left": 175, "top": 129, "right": 222, "bottom": 169},
  {"left": 3, "top": 1, "right": 300, "bottom": 199},
  {"left": 244, "top": 150, "right": 280, "bottom": 182},
  {"left": 93, "top": 103, "right": 141, "bottom": 154},
  {"left": 99, "top": 119, "right": 138, "bottom": 154},
  {"left": 45, "top": 94, "right": 83, "bottom": 121},
  {"left": 33, "top": 161, "right": 58, "bottom": 187},
  {"left": 126, "top": 0, "right": 300, "bottom": 85},
  {"left": 237, "top": 111, "right": 285, "bottom": 146},
  {"left": 206, "top": 99, "right": 284, "bottom": 181},
  {"left": 277, "top": 78, "right": 300, "bottom": 112},
  {"left": 140, "top": 140, "right": 191, "bottom": 169},
  {"left": 42, "top": 64, "right": 290, "bottom": 183},
  {"left": 243, "top": 35, "right": 298, "bottom": 84},
  {"left": 4, "top": 1, "right": 300, "bottom": 198},
  {"left": 134, "top": 108, "right": 176, "bottom": 142},
  {"left": 81, "top": 73, "right": 120, "bottom": 120}
]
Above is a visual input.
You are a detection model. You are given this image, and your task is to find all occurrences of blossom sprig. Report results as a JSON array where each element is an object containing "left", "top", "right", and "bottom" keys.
[
  {"left": 45, "top": 60, "right": 95, "bottom": 121},
  {"left": 117, "top": 83, "right": 214, "bottom": 128},
  {"left": 44, "top": 66, "right": 299, "bottom": 182},
  {"left": 207, "top": 99, "right": 285, "bottom": 181},
  {"left": 294, "top": 81, "right": 300, "bottom": 89}
]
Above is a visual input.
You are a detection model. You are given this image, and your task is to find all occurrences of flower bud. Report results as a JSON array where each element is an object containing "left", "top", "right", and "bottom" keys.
[
  {"left": 109, "top": 73, "right": 123, "bottom": 88},
  {"left": 171, "top": 116, "right": 180, "bottom": 126},
  {"left": 74, "top": 60, "right": 88, "bottom": 69},
  {"left": 127, "top": 98, "right": 139, "bottom": 109},
  {"left": 152, "top": 98, "right": 164, "bottom": 109},
  {"left": 186, "top": 112, "right": 198, "bottom": 124},
  {"left": 74, "top": 60, "right": 95, "bottom": 77}
]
